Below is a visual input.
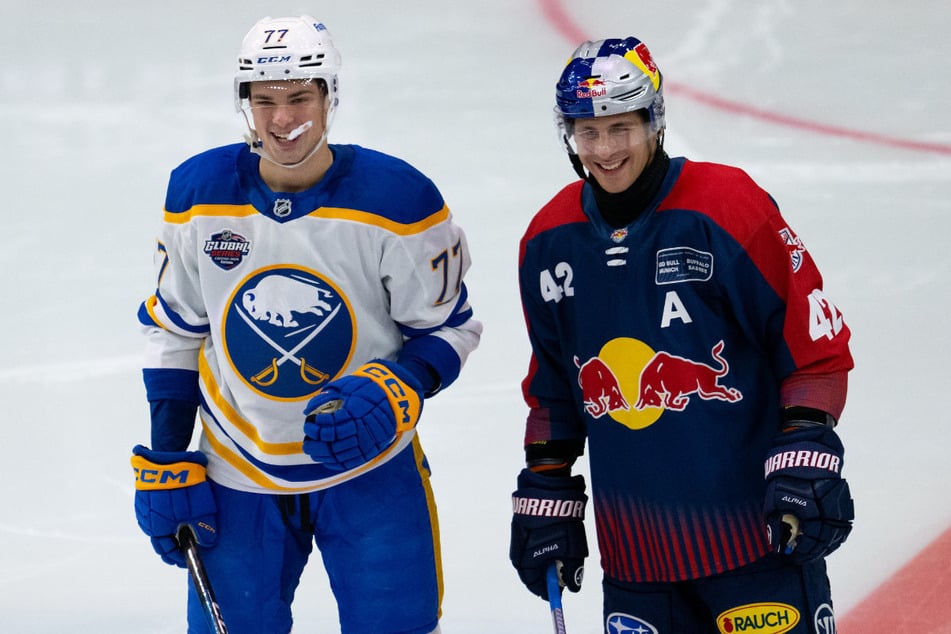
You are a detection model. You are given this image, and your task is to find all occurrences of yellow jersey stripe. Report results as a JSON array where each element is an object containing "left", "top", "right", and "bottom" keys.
[
  {"left": 164, "top": 203, "right": 451, "bottom": 236},
  {"left": 199, "top": 350, "right": 302, "bottom": 455},
  {"left": 199, "top": 415, "right": 414, "bottom": 493}
]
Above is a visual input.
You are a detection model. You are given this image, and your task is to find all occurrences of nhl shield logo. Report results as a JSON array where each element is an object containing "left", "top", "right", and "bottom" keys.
[{"left": 273, "top": 198, "right": 292, "bottom": 218}]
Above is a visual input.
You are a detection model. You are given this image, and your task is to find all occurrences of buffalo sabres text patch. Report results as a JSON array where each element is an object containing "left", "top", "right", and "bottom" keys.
[{"left": 655, "top": 247, "right": 713, "bottom": 285}]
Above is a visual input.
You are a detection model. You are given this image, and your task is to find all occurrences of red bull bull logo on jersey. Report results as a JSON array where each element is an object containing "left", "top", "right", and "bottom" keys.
[
  {"left": 574, "top": 355, "right": 630, "bottom": 418},
  {"left": 610, "top": 228, "right": 628, "bottom": 243},
  {"left": 574, "top": 338, "right": 743, "bottom": 430},
  {"left": 635, "top": 340, "right": 742, "bottom": 411}
]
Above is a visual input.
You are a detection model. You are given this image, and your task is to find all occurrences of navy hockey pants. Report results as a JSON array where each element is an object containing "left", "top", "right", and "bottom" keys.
[
  {"left": 601, "top": 554, "right": 836, "bottom": 633},
  {"left": 186, "top": 440, "right": 441, "bottom": 634}
]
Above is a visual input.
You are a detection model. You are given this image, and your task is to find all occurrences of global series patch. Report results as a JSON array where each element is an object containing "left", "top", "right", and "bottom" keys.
[{"left": 204, "top": 229, "right": 251, "bottom": 270}]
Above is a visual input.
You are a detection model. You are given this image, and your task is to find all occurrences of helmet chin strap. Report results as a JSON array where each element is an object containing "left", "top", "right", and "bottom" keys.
[
  {"left": 568, "top": 152, "right": 587, "bottom": 181},
  {"left": 561, "top": 132, "right": 588, "bottom": 180}
]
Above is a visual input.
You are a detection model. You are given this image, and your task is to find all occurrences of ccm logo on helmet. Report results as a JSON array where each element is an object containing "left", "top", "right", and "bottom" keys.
[{"left": 256, "top": 55, "right": 292, "bottom": 64}]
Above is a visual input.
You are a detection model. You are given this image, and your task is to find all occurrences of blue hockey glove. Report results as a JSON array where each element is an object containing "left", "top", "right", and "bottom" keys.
[
  {"left": 510, "top": 468, "right": 588, "bottom": 601},
  {"left": 131, "top": 445, "right": 217, "bottom": 568},
  {"left": 303, "top": 360, "right": 423, "bottom": 471},
  {"left": 763, "top": 422, "right": 854, "bottom": 564}
]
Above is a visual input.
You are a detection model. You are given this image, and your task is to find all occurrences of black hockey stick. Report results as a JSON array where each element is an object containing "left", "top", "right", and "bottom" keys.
[{"left": 177, "top": 526, "right": 229, "bottom": 634}]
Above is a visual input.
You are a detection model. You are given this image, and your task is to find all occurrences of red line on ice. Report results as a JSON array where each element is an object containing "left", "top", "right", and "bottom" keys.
[
  {"left": 536, "top": 0, "right": 951, "bottom": 156},
  {"left": 837, "top": 525, "right": 951, "bottom": 633}
]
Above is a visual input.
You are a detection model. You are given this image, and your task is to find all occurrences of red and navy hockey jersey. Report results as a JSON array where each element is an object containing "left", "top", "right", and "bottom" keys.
[{"left": 518, "top": 157, "right": 853, "bottom": 583}]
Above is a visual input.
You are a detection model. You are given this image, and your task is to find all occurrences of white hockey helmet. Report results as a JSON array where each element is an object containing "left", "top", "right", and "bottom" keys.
[
  {"left": 234, "top": 16, "right": 341, "bottom": 166},
  {"left": 234, "top": 16, "right": 341, "bottom": 112}
]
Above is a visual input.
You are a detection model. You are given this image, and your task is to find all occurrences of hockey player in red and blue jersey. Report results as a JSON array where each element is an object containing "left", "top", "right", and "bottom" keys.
[
  {"left": 130, "top": 16, "right": 480, "bottom": 634},
  {"left": 509, "top": 37, "right": 854, "bottom": 633}
]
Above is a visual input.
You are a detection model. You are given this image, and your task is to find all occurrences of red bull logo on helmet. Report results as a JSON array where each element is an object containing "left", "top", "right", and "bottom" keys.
[
  {"left": 576, "top": 77, "right": 607, "bottom": 99},
  {"left": 575, "top": 338, "right": 743, "bottom": 430}
]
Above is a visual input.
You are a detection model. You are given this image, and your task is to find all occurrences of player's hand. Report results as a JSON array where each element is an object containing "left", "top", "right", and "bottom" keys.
[
  {"left": 303, "top": 360, "right": 423, "bottom": 471},
  {"left": 131, "top": 445, "right": 217, "bottom": 568},
  {"left": 510, "top": 468, "right": 588, "bottom": 600},
  {"left": 763, "top": 424, "right": 854, "bottom": 563}
]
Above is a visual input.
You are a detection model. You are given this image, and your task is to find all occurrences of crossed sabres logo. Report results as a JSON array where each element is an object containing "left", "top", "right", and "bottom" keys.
[
  {"left": 223, "top": 267, "right": 355, "bottom": 400},
  {"left": 575, "top": 339, "right": 743, "bottom": 430}
]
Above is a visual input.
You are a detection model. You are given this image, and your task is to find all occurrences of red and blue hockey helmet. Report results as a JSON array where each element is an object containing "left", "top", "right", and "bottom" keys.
[{"left": 554, "top": 37, "right": 665, "bottom": 155}]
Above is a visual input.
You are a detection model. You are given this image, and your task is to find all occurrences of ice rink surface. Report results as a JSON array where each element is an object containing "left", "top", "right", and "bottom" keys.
[{"left": 2, "top": 1, "right": 949, "bottom": 631}]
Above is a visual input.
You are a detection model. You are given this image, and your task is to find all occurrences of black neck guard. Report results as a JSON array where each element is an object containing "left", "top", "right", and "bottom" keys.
[{"left": 588, "top": 148, "right": 670, "bottom": 228}]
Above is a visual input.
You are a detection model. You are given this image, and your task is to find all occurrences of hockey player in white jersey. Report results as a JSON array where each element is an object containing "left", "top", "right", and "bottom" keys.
[{"left": 130, "top": 15, "right": 481, "bottom": 634}]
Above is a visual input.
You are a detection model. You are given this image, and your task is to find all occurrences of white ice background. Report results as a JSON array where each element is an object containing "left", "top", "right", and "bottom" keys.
[{"left": 2, "top": 1, "right": 949, "bottom": 632}]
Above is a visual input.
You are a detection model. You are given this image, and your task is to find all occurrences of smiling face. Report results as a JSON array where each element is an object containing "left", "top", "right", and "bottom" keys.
[
  {"left": 572, "top": 111, "right": 657, "bottom": 193},
  {"left": 248, "top": 79, "right": 327, "bottom": 162},
  {"left": 247, "top": 79, "right": 333, "bottom": 190}
]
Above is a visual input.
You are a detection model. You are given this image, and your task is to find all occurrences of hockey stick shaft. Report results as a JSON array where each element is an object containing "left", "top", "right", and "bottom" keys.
[
  {"left": 177, "top": 526, "right": 229, "bottom": 634},
  {"left": 547, "top": 563, "right": 567, "bottom": 634}
]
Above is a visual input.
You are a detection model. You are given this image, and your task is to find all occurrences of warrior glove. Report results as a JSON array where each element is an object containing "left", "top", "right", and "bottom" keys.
[
  {"left": 303, "top": 360, "right": 423, "bottom": 471},
  {"left": 131, "top": 445, "right": 217, "bottom": 568},
  {"left": 510, "top": 468, "right": 588, "bottom": 600},
  {"left": 763, "top": 412, "right": 854, "bottom": 564}
]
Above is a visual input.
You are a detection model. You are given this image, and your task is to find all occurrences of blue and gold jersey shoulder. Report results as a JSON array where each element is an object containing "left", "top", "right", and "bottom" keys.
[
  {"left": 164, "top": 143, "right": 249, "bottom": 213},
  {"left": 163, "top": 143, "right": 447, "bottom": 231},
  {"left": 323, "top": 144, "right": 447, "bottom": 226}
]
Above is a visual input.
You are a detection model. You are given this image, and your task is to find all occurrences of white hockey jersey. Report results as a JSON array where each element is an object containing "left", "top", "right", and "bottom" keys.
[{"left": 139, "top": 143, "right": 482, "bottom": 494}]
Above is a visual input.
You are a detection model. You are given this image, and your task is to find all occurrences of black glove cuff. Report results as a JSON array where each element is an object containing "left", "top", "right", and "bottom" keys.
[
  {"left": 516, "top": 467, "right": 586, "bottom": 493},
  {"left": 781, "top": 406, "right": 836, "bottom": 429},
  {"left": 525, "top": 439, "right": 585, "bottom": 473}
]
